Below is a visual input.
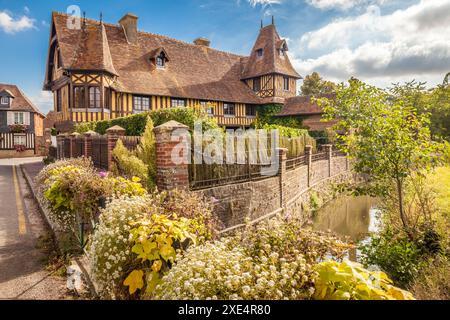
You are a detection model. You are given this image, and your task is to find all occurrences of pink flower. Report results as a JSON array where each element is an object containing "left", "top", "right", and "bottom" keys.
[{"left": 99, "top": 171, "right": 108, "bottom": 178}]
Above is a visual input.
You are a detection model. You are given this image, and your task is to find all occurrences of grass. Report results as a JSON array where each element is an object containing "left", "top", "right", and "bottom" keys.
[{"left": 425, "top": 166, "right": 450, "bottom": 217}]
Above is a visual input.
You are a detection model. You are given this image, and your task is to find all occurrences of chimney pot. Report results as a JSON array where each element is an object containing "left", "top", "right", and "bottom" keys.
[
  {"left": 193, "top": 37, "right": 211, "bottom": 47},
  {"left": 119, "top": 13, "right": 138, "bottom": 44}
]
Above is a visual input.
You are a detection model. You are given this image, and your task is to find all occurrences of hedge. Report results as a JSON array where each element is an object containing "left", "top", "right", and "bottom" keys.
[{"left": 75, "top": 108, "right": 220, "bottom": 136}]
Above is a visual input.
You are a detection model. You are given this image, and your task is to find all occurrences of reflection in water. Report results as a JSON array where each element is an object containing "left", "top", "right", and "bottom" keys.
[{"left": 312, "top": 196, "right": 380, "bottom": 262}]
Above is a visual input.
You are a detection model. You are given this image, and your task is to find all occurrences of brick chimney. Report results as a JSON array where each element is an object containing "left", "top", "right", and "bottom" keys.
[
  {"left": 119, "top": 13, "right": 138, "bottom": 44},
  {"left": 193, "top": 37, "right": 211, "bottom": 47}
]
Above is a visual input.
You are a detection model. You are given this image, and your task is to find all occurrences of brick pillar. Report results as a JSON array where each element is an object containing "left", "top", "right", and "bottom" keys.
[
  {"left": 323, "top": 144, "right": 333, "bottom": 177},
  {"left": 83, "top": 130, "right": 96, "bottom": 158},
  {"left": 106, "top": 125, "right": 126, "bottom": 171},
  {"left": 305, "top": 145, "right": 313, "bottom": 187},
  {"left": 278, "top": 148, "right": 288, "bottom": 209},
  {"left": 154, "top": 121, "right": 190, "bottom": 191},
  {"left": 69, "top": 133, "right": 80, "bottom": 158}
]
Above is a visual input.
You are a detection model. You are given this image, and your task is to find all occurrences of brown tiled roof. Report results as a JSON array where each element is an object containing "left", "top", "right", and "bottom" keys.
[
  {"left": 241, "top": 25, "right": 301, "bottom": 80},
  {"left": 277, "top": 94, "right": 335, "bottom": 116},
  {"left": 50, "top": 12, "right": 263, "bottom": 104},
  {"left": 0, "top": 83, "right": 45, "bottom": 117}
]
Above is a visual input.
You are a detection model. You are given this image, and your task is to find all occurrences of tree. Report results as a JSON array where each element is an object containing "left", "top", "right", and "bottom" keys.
[
  {"left": 389, "top": 80, "right": 450, "bottom": 142},
  {"left": 317, "top": 79, "right": 444, "bottom": 236},
  {"left": 301, "top": 72, "right": 336, "bottom": 96}
]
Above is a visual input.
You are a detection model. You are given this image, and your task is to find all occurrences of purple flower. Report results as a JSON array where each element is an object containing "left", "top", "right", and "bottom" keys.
[{"left": 99, "top": 171, "right": 108, "bottom": 178}]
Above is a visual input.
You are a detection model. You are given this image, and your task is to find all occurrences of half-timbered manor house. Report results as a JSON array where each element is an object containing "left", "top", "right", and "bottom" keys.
[{"left": 44, "top": 12, "right": 301, "bottom": 131}]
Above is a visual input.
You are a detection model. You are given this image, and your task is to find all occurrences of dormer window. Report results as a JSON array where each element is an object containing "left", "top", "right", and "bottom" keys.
[
  {"left": 256, "top": 48, "right": 263, "bottom": 58},
  {"left": 0, "top": 97, "right": 9, "bottom": 106},
  {"left": 150, "top": 48, "right": 170, "bottom": 70},
  {"left": 279, "top": 48, "right": 285, "bottom": 58},
  {"left": 156, "top": 53, "right": 165, "bottom": 68}
]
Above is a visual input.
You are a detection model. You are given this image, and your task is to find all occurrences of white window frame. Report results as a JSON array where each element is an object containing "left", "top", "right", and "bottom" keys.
[
  {"left": 13, "top": 134, "right": 26, "bottom": 146},
  {"left": 200, "top": 101, "right": 214, "bottom": 116},
  {"left": 0, "top": 97, "right": 9, "bottom": 105},
  {"left": 171, "top": 98, "right": 186, "bottom": 108},
  {"left": 14, "top": 112, "right": 25, "bottom": 125},
  {"left": 224, "top": 103, "right": 235, "bottom": 117},
  {"left": 133, "top": 96, "right": 151, "bottom": 112}
]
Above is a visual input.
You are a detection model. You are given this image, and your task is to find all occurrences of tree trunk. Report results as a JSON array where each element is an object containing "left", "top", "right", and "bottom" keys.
[{"left": 396, "top": 178, "right": 412, "bottom": 239}]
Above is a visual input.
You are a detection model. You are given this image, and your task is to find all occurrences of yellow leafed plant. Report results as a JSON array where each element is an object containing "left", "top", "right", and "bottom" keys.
[{"left": 313, "top": 260, "right": 415, "bottom": 300}]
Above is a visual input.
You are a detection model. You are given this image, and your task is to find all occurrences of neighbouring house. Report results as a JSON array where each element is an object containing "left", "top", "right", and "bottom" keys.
[
  {"left": 0, "top": 83, "right": 45, "bottom": 158},
  {"left": 276, "top": 94, "right": 337, "bottom": 131},
  {"left": 43, "top": 12, "right": 301, "bottom": 131}
]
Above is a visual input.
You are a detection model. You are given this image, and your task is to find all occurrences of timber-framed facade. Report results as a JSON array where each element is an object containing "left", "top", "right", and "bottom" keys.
[{"left": 43, "top": 12, "right": 301, "bottom": 131}]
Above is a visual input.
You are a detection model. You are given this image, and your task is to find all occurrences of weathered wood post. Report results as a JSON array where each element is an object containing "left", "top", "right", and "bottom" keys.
[
  {"left": 56, "top": 134, "right": 64, "bottom": 159},
  {"left": 277, "top": 148, "right": 288, "bottom": 209},
  {"left": 106, "top": 125, "right": 126, "bottom": 171},
  {"left": 323, "top": 144, "right": 333, "bottom": 177},
  {"left": 305, "top": 145, "right": 313, "bottom": 187},
  {"left": 154, "top": 121, "right": 190, "bottom": 191}
]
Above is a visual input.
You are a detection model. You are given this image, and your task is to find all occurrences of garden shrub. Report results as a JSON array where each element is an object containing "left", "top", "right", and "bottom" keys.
[
  {"left": 135, "top": 117, "right": 156, "bottom": 186},
  {"left": 152, "top": 239, "right": 317, "bottom": 300},
  {"left": 75, "top": 107, "right": 219, "bottom": 136},
  {"left": 409, "top": 256, "right": 450, "bottom": 300},
  {"left": 112, "top": 140, "right": 149, "bottom": 187},
  {"left": 234, "top": 217, "right": 351, "bottom": 264},
  {"left": 88, "top": 190, "right": 216, "bottom": 299},
  {"left": 157, "top": 189, "right": 222, "bottom": 240},
  {"left": 37, "top": 158, "right": 147, "bottom": 233},
  {"left": 313, "top": 260, "right": 415, "bottom": 300},
  {"left": 360, "top": 229, "right": 424, "bottom": 287}
]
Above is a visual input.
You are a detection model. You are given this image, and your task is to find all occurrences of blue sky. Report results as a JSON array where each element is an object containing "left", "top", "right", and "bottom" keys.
[{"left": 0, "top": 0, "right": 449, "bottom": 114}]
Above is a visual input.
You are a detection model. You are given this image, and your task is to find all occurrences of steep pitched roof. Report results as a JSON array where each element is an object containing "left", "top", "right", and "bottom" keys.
[
  {"left": 241, "top": 24, "right": 301, "bottom": 80},
  {"left": 0, "top": 83, "right": 45, "bottom": 117},
  {"left": 277, "top": 94, "right": 335, "bottom": 116},
  {"left": 48, "top": 12, "right": 263, "bottom": 104}
]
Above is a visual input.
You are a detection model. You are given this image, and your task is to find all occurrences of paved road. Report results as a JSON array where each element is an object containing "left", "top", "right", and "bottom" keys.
[{"left": 0, "top": 158, "right": 66, "bottom": 300}]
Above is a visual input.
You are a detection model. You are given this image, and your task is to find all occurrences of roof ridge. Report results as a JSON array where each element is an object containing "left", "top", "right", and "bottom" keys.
[{"left": 52, "top": 11, "right": 247, "bottom": 59}]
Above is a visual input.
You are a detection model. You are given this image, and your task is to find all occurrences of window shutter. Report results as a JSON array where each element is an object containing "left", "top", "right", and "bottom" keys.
[
  {"left": 7, "top": 112, "right": 14, "bottom": 125},
  {"left": 24, "top": 112, "right": 30, "bottom": 125}
]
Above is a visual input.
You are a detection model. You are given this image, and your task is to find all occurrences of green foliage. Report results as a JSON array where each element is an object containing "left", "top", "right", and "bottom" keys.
[
  {"left": 360, "top": 229, "right": 424, "bottom": 287},
  {"left": 389, "top": 80, "right": 450, "bottom": 142},
  {"left": 112, "top": 140, "right": 150, "bottom": 188},
  {"left": 37, "top": 158, "right": 147, "bottom": 235},
  {"left": 135, "top": 117, "right": 157, "bottom": 187},
  {"left": 314, "top": 260, "right": 414, "bottom": 300},
  {"left": 410, "top": 256, "right": 450, "bottom": 300},
  {"left": 88, "top": 191, "right": 214, "bottom": 299},
  {"left": 75, "top": 107, "right": 219, "bottom": 135},
  {"left": 255, "top": 104, "right": 304, "bottom": 129},
  {"left": 301, "top": 72, "right": 337, "bottom": 96},
  {"left": 318, "top": 79, "right": 446, "bottom": 231},
  {"left": 124, "top": 214, "right": 195, "bottom": 295},
  {"left": 261, "top": 124, "right": 309, "bottom": 138}
]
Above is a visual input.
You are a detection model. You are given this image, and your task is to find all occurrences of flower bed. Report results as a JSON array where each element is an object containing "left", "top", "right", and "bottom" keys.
[{"left": 36, "top": 158, "right": 414, "bottom": 300}]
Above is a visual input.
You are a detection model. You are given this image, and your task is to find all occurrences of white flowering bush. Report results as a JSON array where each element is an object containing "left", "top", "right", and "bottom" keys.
[
  {"left": 152, "top": 239, "right": 317, "bottom": 300},
  {"left": 88, "top": 194, "right": 207, "bottom": 300},
  {"left": 88, "top": 196, "right": 149, "bottom": 299}
]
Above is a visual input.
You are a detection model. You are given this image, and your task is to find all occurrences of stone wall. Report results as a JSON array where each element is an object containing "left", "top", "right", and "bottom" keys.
[{"left": 195, "top": 151, "right": 353, "bottom": 229}]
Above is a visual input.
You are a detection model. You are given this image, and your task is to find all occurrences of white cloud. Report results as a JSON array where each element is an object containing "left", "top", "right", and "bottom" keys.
[
  {"left": 306, "top": 0, "right": 388, "bottom": 10},
  {"left": 31, "top": 91, "right": 53, "bottom": 115},
  {"left": 0, "top": 10, "right": 35, "bottom": 34},
  {"left": 291, "top": 0, "right": 450, "bottom": 87},
  {"left": 247, "top": 0, "right": 282, "bottom": 7}
]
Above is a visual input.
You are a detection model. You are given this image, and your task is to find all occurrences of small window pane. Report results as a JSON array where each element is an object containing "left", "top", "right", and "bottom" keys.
[
  {"left": 283, "top": 77, "right": 290, "bottom": 91},
  {"left": 14, "top": 112, "right": 24, "bottom": 124},
  {"left": 246, "top": 105, "right": 257, "bottom": 117},
  {"left": 13, "top": 135, "right": 26, "bottom": 146},
  {"left": 224, "top": 103, "right": 235, "bottom": 116},
  {"left": 89, "top": 87, "right": 100, "bottom": 108},
  {"left": 253, "top": 78, "right": 261, "bottom": 92},
  {"left": 256, "top": 49, "right": 263, "bottom": 57},
  {"left": 74, "top": 87, "right": 85, "bottom": 109},
  {"left": 0, "top": 97, "right": 9, "bottom": 105},
  {"left": 171, "top": 99, "right": 186, "bottom": 108},
  {"left": 133, "top": 96, "right": 150, "bottom": 111}
]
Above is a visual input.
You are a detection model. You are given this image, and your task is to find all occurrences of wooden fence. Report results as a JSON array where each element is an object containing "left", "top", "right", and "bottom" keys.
[{"left": 0, "top": 133, "right": 35, "bottom": 150}]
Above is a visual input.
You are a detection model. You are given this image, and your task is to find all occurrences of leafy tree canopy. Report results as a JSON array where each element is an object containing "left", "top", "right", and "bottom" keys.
[{"left": 301, "top": 72, "right": 337, "bottom": 96}]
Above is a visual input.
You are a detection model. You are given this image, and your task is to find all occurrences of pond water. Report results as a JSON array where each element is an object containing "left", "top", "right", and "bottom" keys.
[{"left": 312, "top": 196, "right": 381, "bottom": 262}]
